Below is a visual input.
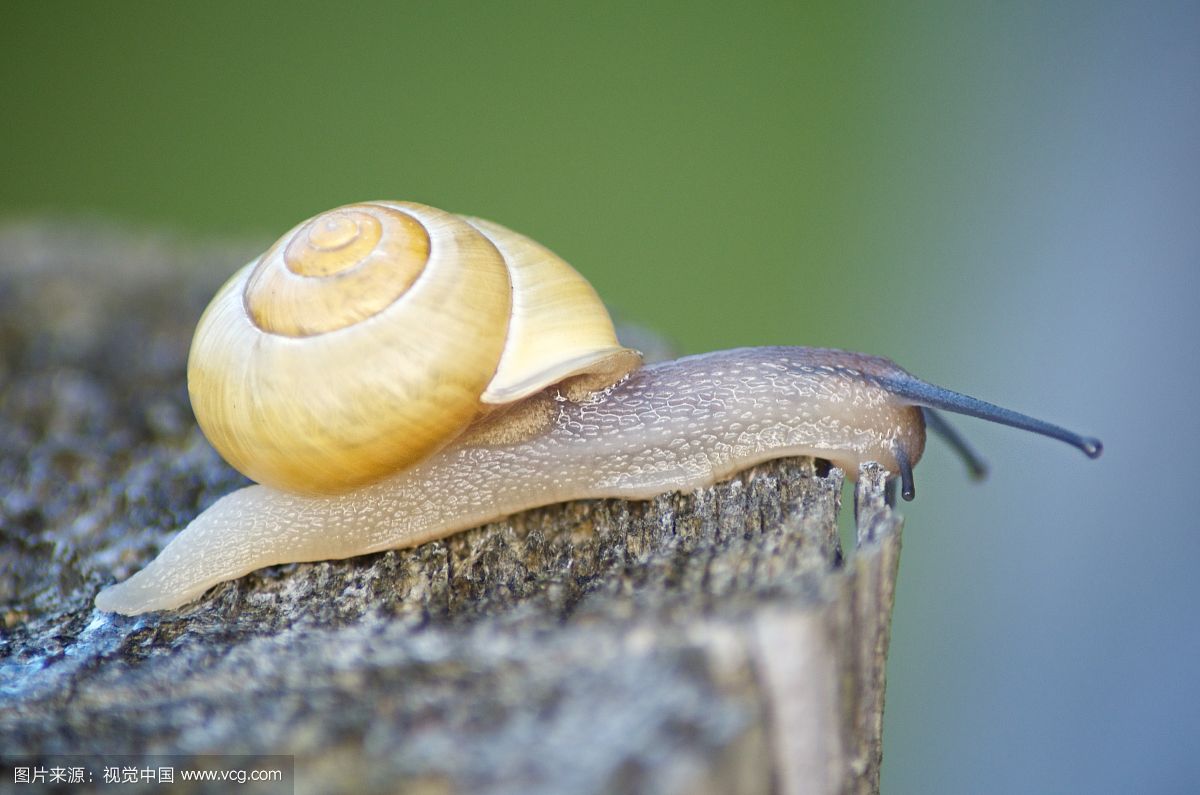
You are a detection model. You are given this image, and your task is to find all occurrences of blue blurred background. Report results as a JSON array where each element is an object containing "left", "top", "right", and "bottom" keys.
[{"left": 3, "top": 2, "right": 1197, "bottom": 791}]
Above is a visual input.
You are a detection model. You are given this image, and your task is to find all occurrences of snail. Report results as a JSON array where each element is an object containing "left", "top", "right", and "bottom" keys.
[{"left": 94, "top": 200, "right": 1102, "bottom": 616}]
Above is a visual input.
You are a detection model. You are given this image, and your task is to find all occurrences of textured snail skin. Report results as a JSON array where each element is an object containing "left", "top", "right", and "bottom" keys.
[{"left": 96, "top": 347, "right": 934, "bottom": 615}]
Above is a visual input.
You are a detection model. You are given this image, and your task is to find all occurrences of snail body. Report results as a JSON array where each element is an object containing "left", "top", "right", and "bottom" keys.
[{"left": 94, "top": 201, "right": 1102, "bottom": 615}]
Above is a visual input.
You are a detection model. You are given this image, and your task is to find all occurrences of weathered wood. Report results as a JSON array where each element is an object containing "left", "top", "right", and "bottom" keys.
[{"left": 0, "top": 221, "right": 903, "bottom": 795}]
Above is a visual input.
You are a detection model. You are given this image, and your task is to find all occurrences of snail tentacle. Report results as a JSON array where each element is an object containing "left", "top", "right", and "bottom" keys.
[
  {"left": 921, "top": 408, "right": 989, "bottom": 481},
  {"left": 877, "top": 372, "right": 1103, "bottom": 459}
]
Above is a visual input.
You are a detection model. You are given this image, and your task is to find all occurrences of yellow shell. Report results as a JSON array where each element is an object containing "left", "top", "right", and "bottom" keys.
[{"left": 187, "top": 201, "right": 641, "bottom": 494}]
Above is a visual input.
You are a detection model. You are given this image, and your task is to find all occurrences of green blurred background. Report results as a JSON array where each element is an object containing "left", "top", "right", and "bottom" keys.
[{"left": 4, "top": 2, "right": 1197, "bottom": 791}]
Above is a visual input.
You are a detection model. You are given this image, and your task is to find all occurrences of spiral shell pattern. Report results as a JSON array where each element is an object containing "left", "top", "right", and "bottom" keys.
[{"left": 188, "top": 201, "right": 640, "bottom": 494}]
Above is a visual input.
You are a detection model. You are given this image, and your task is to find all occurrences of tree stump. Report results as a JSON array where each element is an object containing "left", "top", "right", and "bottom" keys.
[{"left": 0, "top": 222, "right": 903, "bottom": 795}]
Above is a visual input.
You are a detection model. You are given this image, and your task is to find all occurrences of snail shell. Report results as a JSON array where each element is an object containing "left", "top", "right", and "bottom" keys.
[{"left": 189, "top": 201, "right": 641, "bottom": 494}]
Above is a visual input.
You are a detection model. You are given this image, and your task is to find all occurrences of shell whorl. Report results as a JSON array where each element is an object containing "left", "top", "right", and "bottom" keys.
[{"left": 188, "top": 201, "right": 640, "bottom": 495}]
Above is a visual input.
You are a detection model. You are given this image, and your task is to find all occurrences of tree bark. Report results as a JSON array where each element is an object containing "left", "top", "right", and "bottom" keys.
[{"left": 0, "top": 221, "right": 903, "bottom": 795}]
